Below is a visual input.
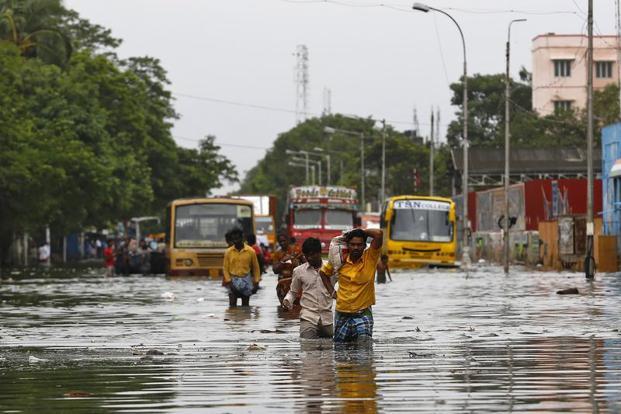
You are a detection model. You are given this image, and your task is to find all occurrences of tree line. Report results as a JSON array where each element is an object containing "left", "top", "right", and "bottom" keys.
[{"left": 0, "top": 0, "right": 236, "bottom": 264}]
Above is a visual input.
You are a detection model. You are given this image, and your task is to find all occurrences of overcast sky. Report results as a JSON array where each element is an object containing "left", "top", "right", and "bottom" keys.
[{"left": 65, "top": 0, "right": 615, "bottom": 192}]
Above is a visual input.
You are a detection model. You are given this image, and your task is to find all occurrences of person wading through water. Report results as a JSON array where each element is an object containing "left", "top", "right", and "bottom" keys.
[
  {"left": 272, "top": 232, "right": 303, "bottom": 304},
  {"left": 320, "top": 228, "right": 383, "bottom": 343},
  {"left": 283, "top": 237, "right": 333, "bottom": 339},
  {"left": 222, "top": 228, "right": 261, "bottom": 307}
]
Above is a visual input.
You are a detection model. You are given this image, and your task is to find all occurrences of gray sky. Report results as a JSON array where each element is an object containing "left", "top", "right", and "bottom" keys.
[{"left": 65, "top": 0, "right": 614, "bottom": 193}]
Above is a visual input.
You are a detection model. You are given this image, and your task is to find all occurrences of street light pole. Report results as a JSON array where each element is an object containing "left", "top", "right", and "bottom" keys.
[
  {"left": 313, "top": 147, "right": 331, "bottom": 185},
  {"left": 413, "top": 2, "right": 470, "bottom": 268},
  {"left": 430, "top": 109, "right": 435, "bottom": 196},
  {"left": 585, "top": 0, "right": 595, "bottom": 279},
  {"left": 381, "top": 119, "right": 386, "bottom": 204},
  {"left": 360, "top": 134, "right": 365, "bottom": 212},
  {"left": 504, "top": 18, "right": 526, "bottom": 275}
]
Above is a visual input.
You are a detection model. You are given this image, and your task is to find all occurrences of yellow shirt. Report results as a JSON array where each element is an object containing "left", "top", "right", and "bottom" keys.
[
  {"left": 322, "top": 246, "right": 380, "bottom": 313},
  {"left": 223, "top": 244, "right": 260, "bottom": 284}
]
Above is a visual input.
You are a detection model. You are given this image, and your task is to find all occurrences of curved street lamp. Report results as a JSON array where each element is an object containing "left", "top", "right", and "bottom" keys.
[{"left": 413, "top": 2, "right": 470, "bottom": 268}]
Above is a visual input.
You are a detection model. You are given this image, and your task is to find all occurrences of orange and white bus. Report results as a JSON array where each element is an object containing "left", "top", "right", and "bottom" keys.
[
  {"left": 165, "top": 198, "right": 255, "bottom": 277},
  {"left": 380, "top": 195, "right": 457, "bottom": 268}
]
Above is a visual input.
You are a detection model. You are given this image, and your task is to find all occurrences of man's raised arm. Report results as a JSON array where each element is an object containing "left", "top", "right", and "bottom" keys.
[{"left": 365, "top": 228, "right": 383, "bottom": 250}]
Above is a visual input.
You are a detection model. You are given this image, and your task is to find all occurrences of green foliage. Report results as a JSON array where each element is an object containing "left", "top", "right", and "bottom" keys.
[
  {"left": 0, "top": 5, "right": 236, "bottom": 264},
  {"left": 240, "top": 114, "right": 453, "bottom": 221}
]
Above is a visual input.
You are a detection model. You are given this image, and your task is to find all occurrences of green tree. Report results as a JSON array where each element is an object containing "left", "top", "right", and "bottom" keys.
[{"left": 0, "top": 0, "right": 72, "bottom": 66}]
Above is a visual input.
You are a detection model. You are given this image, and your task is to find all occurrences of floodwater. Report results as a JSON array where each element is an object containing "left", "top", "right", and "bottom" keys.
[{"left": 1, "top": 265, "right": 621, "bottom": 413}]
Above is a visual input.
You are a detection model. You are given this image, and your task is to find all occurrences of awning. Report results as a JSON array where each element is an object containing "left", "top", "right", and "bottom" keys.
[{"left": 610, "top": 159, "right": 621, "bottom": 178}]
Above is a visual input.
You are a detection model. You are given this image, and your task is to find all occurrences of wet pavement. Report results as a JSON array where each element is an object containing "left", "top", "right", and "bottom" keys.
[{"left": 1, "top": 265, "right": 621, "bottom": 413}]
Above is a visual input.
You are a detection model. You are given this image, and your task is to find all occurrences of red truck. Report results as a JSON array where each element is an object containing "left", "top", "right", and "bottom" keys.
[{"left": 286, "top": 186, "right": 358, "bottom": 252}]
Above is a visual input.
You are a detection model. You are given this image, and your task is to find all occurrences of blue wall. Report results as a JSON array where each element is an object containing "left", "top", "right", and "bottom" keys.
[{"left": 602, "top": 123, "right": 621, "bottom": 242}]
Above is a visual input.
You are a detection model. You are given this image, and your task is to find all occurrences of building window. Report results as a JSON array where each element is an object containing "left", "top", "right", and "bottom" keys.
[
  {"left": 554, "top": 100, "right": 572, "bottom": 112},
  {"left": 553, "top": 59, "right": 572, "bottom": 77},
  {"left": 596, "top": 61, "right": 614, "bottom": 78}
]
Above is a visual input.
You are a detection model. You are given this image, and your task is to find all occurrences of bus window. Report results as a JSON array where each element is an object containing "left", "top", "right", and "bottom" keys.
[
  {"left": 391, "top": 209, "right": 452, "bottom": 242},
  {"left": 175, "top": 204, "right": 253, "bottom": 248},
  {"left": 325, "top": 210, "right": 354, "bottom": 230},
  {"left": 294, "top": 209, "right": 322, "bottom": 229},
  {"left": 255, "top": 217, "right": 274, "bottom": 233}
]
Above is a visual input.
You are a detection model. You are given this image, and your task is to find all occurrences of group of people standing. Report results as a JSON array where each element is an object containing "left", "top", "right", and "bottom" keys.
[
  {"left": 222, "top": 227, "right": 387, "bottom": 343},
  {"left": 103, "top": 237, "right": 164, "bottom": 277}
]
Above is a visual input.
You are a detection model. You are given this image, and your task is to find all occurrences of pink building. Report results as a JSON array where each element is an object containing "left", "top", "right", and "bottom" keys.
[{"left": 532, "top": 34, "right": 619, "bottom": 115}]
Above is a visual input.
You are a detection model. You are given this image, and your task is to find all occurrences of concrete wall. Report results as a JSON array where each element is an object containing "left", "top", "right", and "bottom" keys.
[{"left": 532, "top": 34, "right": 619, "bottom": 115}]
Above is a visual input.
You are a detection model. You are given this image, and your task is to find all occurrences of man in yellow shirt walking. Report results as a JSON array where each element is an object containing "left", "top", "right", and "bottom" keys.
[
  {"left": 321, "top": 228, "right": 383, "bottom": 342},
  {"left": 222, "top": 228, "right": 261, "bottom": 307}
]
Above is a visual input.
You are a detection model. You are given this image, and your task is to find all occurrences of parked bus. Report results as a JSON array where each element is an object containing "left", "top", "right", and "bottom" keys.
[
  {"left": 286, "top": 186, "right": 358, "bottom": 252},
  {"left": 254, "top": 215, "right": 276, "bottom": 247},
  {"left": 165, "top": 198, "right": 255, "bottom": 277},
  {"left": 380, "top": 195, "right": 457, "bottom": 268}
]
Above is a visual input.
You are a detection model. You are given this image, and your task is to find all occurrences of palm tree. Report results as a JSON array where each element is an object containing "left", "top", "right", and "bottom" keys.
[{"left": 0, "top": 0, "right": 72, "bottom": 66}]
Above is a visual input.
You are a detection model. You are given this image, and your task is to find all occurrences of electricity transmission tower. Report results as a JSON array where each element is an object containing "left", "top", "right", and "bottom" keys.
[{"left": 295, "top": 44, "right": 309, "bottom": 123}]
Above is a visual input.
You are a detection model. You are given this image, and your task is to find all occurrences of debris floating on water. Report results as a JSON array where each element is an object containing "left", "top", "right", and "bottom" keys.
[
  {"left": 146, "top": 349, "right": 164, "bottom": 356},
  {"left": 557, "top": 287, "right": 579, "bottom": 295},
  {"left": 161, "top": 291, "right": 176, "bottom": 301},
  {"left": 246, "top": 343, "right": 266, "bottom": 351},
  {"left": 28, "top": 356, "right": 48, "bottom": 363},
  {"left": 64, "top": 390, "right": 94, "bottom": 398}
]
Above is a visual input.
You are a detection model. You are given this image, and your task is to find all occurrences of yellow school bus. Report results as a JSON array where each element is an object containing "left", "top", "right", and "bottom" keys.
[
  {"left": 165, "top": 198, "right": 255, "bottom": 277},
  {"left": 380, "top": 195, "right": 457, "bottom": 268}
]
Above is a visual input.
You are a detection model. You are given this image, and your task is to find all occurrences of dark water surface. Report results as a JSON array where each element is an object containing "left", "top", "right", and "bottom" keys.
[{"left": 1, "top": 266, "right": 621, "bottom": 413}]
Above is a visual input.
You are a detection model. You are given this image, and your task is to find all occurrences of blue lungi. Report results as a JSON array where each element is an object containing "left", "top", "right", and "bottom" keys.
[{"left": 334, "top": 308, "right": 373, "bottom": 343}]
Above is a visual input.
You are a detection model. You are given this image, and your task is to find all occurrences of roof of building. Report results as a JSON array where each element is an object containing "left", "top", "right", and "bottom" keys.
[{"left": 453, "top": 147, "right": 601, "bottom": 175}]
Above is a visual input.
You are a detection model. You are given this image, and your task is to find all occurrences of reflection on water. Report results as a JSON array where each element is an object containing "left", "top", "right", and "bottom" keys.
[{"left": 1, "top": 266, "right": 621, "bottom": 412}]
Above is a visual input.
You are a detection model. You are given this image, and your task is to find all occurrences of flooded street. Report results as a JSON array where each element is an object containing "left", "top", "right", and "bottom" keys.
[{"left": 1, "top": 267, "right": 621, "bottom": 413}]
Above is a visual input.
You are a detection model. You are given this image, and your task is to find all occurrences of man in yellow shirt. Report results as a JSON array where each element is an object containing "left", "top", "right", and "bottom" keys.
[
  {"left": 321, "top": 228, "right": 383, "bottom": 342},
  {"left": 222, "top": 228, "right": 261, "bottom": 307}
]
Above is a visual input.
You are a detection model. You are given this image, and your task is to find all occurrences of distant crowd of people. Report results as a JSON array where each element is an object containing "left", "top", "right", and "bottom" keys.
[{"left": 103, "top": 236, "right": 165, "bottom": 277}]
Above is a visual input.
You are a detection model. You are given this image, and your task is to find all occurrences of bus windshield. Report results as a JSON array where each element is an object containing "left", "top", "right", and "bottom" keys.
[
  {"left": 391, "top": 201, "right": 453, "bottom": 242},
  {"left": 175, "top": 203, "right": 253, "bottom": 248},
  {"left": 294, "top": 209, "right": 322, "bottom": 229},
  {"left": 255, "top": 216, "right": 274, "bottom": 234},
  {"left": 325, "top": 209, "right": 353, "bottom": 230}
]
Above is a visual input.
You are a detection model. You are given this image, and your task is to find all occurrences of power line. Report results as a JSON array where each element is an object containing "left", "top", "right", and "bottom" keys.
[
  {"left": 174, "top": 135, "right": 270, "bottom": 151},
  {"left": 280, "top": 0, "right": 580, "bottom": 16},
  {"left": 172, "top": 91, "right": 446, "bottom": 127}
]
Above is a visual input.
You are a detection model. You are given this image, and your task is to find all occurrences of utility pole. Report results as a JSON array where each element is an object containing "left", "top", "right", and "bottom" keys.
[
  {"left": 381, "top": 119, "right": 386, "bottom": 204},
  {"left": 429, "top": 108, "right": 435, "bottom": 196},
  {"left": 361, "top": 134, "right": 365, "bottom": 212},
  {"left": 616, "top": 0, "right": 621, "bottom": 117},
  {"left": 585, "top": 0, "right": 595, "bottom": 279},
  {"left": 504, "top": 18, "right": 526, "bottom": 275}
]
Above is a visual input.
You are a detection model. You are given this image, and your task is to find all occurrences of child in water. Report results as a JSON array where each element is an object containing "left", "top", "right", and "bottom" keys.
[{"left": 376, "top": 254, "right": 392, "bottom": 284}]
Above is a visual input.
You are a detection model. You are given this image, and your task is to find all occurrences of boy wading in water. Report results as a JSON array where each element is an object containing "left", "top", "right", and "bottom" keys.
[
  {"left": 222, "top": 228, "right": 261, "bottom": 307},
  {"left": 376, "top": 254, "right": 392, "bottom": 284},
  {"left": 283, "top": 238, "right": 333, "bottom": 339},
  {"left": 321, "top": 228, "right": 383, "bottom": 343}
]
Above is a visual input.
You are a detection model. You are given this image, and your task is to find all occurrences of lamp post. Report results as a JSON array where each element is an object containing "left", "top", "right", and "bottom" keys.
[
  {"left": 313, "top": 147, "right": 331, "bottom": 185},
  {"left": 324, "top": 126, "right": 366, "bottom": 211},
  {"left": 585, "top": 0, "right": 595, "bottom": 279},
  {"left": 285, "top": 149, "right": 309, "bottom": 184},
  {"left": 503, "top": 18, "right": 527, "bottom": 275},
  {"left": 413, "top": 2, "right": 470, "bottom": 267},
  {"left": 288, "top": 161, "right": 309, "bottom": 184},
  {"left": 381, "top": 119, "right": 386, "bottom": 204},
  {"left": 291, "top": 156, "right": 322, "bottom": 185}
]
